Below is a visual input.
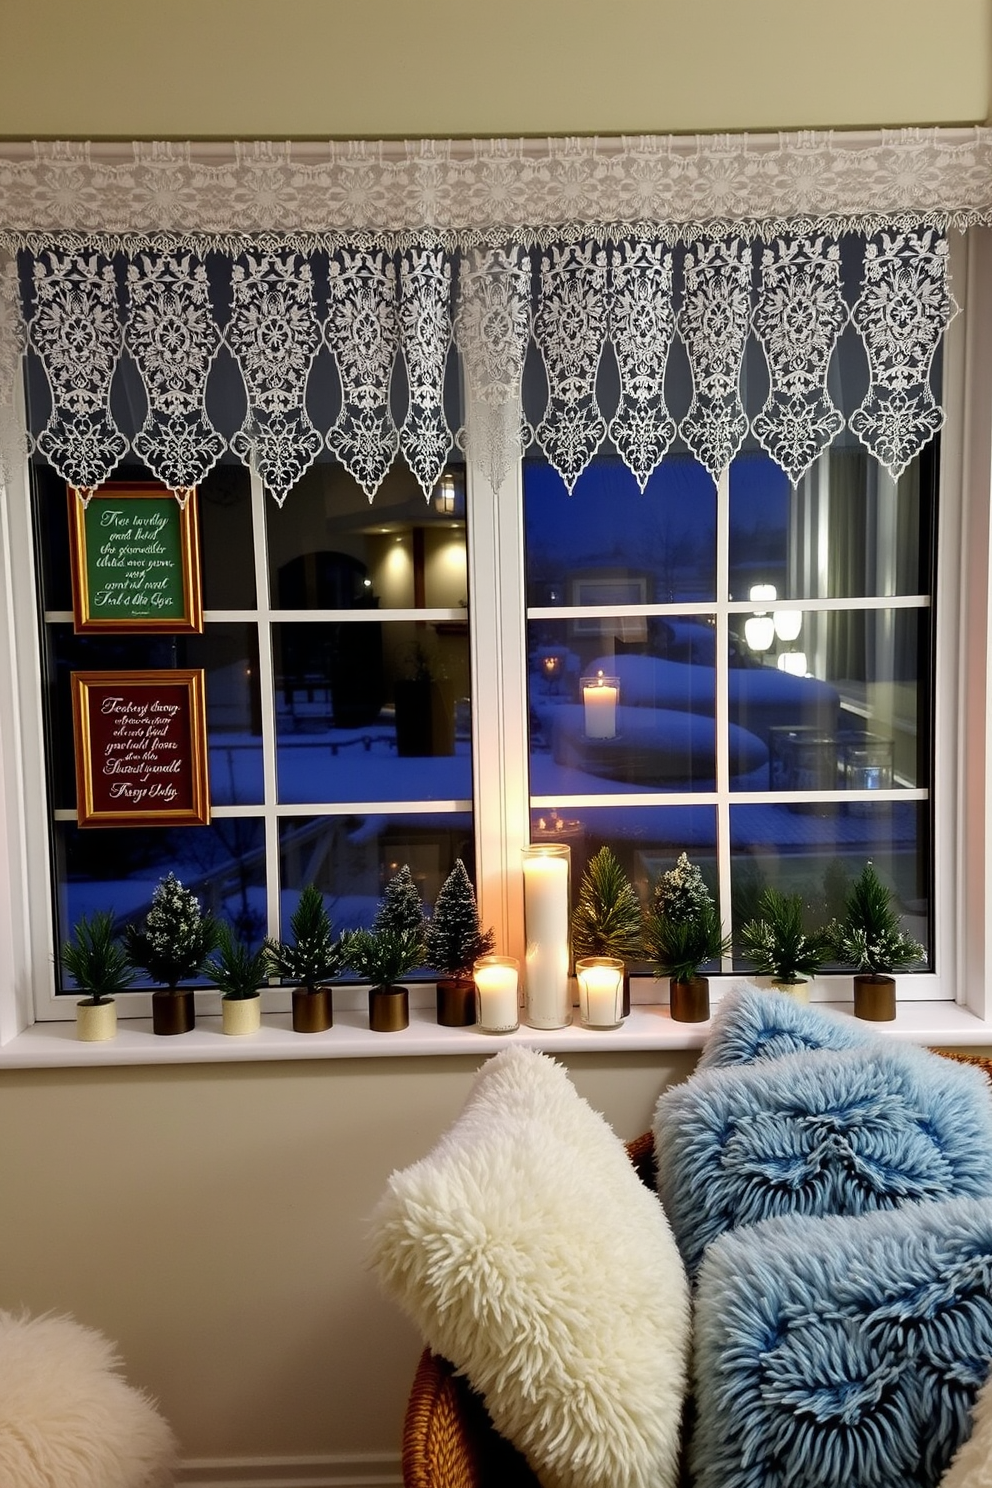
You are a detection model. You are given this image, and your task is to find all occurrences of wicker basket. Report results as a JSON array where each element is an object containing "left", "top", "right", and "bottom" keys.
[{"left": 400, "top": 1056, "right": 992, "bottom": 1487}]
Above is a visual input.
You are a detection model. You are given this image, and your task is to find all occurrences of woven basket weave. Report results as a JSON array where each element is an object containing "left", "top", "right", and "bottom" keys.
[{"left": 400, "top": 1055, "right": 992, "bottom": 1488}]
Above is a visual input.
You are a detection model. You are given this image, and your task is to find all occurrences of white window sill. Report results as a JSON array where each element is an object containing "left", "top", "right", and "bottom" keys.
[{"left": 0, "top": 998, "right": 988, "bottom": 1069}]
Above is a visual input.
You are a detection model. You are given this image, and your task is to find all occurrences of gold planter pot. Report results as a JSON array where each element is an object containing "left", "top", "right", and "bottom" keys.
[
  {"left": 369, "top": 984, "right": 409, "bottom": 1033},
  {"left": 853, "top": 973, "right": 896, "bottom": 1021},
  {"left": 669, "top": 976, "right": 710, "bottom": 1023},
  {"left": 291, "top": 986, "right": 333, "bottom": 1033},
  {"left": 76, "top": 998, "right": 117, "bottom": 1042},
  {"left": 435, "top": 977, "right": 476, "bottom": 1027},
  {"left": 222, "top": 994, "right": 261, "bottom": 1036},
  {"left": 152, "top": 988, "right": 195, "bottom": 1036}
]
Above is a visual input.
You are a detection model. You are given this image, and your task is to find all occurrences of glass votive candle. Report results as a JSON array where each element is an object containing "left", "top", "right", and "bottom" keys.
[
  {"left": 473, "top": 955, "right": 520, "bottom": 1034},
  {"left": 580, "top": 672, "right": 619, "bottom": 739},
  {"left": 575, "top": 957, "right": 625, "bottom": 1030}
]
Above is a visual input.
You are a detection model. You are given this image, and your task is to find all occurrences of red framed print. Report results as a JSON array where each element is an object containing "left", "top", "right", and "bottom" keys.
[{"left": 70, "top": 669, "right": 211, "bottom": 827}]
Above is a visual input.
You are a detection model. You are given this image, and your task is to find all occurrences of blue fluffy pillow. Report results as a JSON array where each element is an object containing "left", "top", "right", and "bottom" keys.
[
  {"left": 654, "top": 1043, "right": 992, "bottom": 1276},
  {"left": 691, "top": 1196, "right": 992, "bottom": 1488},
  {"left": 698, "top": 980, "right": 875, "bottom": 1070}
]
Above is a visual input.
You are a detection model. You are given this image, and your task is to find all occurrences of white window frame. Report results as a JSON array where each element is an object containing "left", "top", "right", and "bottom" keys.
[{"left": 1, "top": 229, "right": 991, "bottom": 1060}]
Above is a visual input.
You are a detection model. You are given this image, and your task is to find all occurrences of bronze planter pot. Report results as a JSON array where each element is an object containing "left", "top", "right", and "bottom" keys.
[
  {"left": 435, "top": 977, "right": 476, "bottom": 1027},
  {"left": 669, "top": 976, "right": 710, "bottom": 1023},
  {"left": 292, "top": 986, "right": 333, "bottom": 1033},
  {"left": 853, "top": 973, "right": 896, "bottom": 1021},
  {"left": 152, "top": 988, "right": 195, "bottom": 1036},
  {"left": 369, "top": 983, "right": 409, "bottom": 1033}
]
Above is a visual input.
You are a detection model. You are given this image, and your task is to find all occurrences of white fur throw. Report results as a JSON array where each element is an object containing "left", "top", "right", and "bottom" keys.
[
  {"left": 369, "top": 1046, "right": 690, "bottom": 1488},
  {"left": 0, "top": 1311, "right": 177, "bottom": 1488},
  {"left": 940, "top": 1367, "right": 992, "bottom": 1488}
]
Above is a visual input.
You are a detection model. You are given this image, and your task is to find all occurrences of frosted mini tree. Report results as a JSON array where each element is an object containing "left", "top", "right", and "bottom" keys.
[
  {"left": 828, "top": 861, "right": 924, "bottom": 1021},
  {"left": 426, "top": 860, "right": 494, "bottom": 979},
  {"left": 375, "top": 865, "right": 427, "bottom": 936},
  {"left": 642, "top": 852, "right": 730, "bottom": 1023},
  {"left": 125, "top": 873, "right": 219, "bottom": 1035}
]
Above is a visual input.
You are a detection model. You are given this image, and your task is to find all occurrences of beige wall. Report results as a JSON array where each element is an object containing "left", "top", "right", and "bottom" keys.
[
  {"left": 0, "top": 1051, "right": 697, "bottom": 1462},
  {"left": 2, "top": 0, "right": 992, "bottom": 1473},
  {"left": 0, "top": 0, "right": 989, "bottom": 138}
]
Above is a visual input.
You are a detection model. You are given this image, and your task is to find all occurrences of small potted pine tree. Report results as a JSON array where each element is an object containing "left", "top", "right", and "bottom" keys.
[
  {"left": 125, "top": 873, "right": 219, "bottom": 1035},
  {"left": 206, "top": 924, "right": 273, "bottom": 1036},
  {"left": 828, "top": 861, "right": 925, "bottom": 1020},
  {"left": 426, "top": 860, "right": 494, "bottom": 1026},
  {"left": 739, "top": 888, "right": 832, "bottom": 1003},
  {"left": 571, "top": 846, "right": 643, "bottom": 1018},
  {"left": 265, "top": 885, "right": 343, "bottom": 1033},
  {"left": 642, "top": 852, "right": 730, "bottom": 1022},
  {"left": 61, "top": 909, "right": 134, "bottom": 1042},
  {"left": 344, "top": 866, "right": 427, "bottom": 1031}
]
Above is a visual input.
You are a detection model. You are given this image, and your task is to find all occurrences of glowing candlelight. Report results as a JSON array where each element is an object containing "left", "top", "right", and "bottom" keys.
[
  {"left": 582, "top": 672, "right": 618, "bottom": 739},
  {"left": 521, "top": 844, "right": 571, "bottom": 1028},
  {"left": 576, "top": 957, "right": 625, "bottom": 1029},
  {"left": 473, "top": 955, "right": 520, "bottom": 1034}
]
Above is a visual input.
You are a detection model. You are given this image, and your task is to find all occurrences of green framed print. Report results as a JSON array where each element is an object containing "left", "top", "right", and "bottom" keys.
[{"left": 68, "top": 483, "right": 204, "bottom": 633}]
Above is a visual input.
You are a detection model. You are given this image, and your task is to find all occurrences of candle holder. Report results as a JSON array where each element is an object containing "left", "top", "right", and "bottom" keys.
[
  {"left": 521, "top": 843, "right": 572, "bottom": 1029},
  {"left": 581, "top": 673, "right": 619, "bottom": 740},
  {"left": 575, "top": 957, "right": 625, "bottom": 1029},
  {"left": 473, "top": 955, "right": 520, "bottom": 1034}
]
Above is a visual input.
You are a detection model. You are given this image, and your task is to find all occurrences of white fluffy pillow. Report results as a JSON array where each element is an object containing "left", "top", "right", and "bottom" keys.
[
  {"left": 0, "top": 1311, "right": 176, "bottom": 1488},
  {"left": 369, "top": 1047, "right": 690, "bottom": 1488},
  {"left": 940, "top": 1367, "right": 992, "bottom": 1488}
]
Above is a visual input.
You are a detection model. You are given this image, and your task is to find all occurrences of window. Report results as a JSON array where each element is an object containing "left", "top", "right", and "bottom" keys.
[{"left": 0, "top": 134, "right": 989, "bottom": 1047}]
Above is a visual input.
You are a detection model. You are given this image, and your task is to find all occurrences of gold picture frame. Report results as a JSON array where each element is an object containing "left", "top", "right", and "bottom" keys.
[
  {"left": 67, "top": 483, "right": 203, "bottom": 634},
  {"left": 71, "top": 669, "right": 211, "bottom": 828}
]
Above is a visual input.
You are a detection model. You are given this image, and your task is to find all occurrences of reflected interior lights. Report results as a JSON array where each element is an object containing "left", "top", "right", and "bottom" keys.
[
  {"left": 773, "top": 609, "right": 803, "bottom": 642},
  {"left": 744, "top": 614, "right": 775, "bottom": 651},
  {"left": 777, "top": 651, "right": 808, "bottom": 676}
]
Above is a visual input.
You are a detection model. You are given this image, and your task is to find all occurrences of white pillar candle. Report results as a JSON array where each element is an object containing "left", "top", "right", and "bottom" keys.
[
  {"left": 575, "top": 957, "right": 624, "bottom": 1029},
  {"left": 521, "top": 845, "right": 571, "bottom": 1029},
  {"left": 582, "top": 673, "right": 618, "bottom": 739},
  {"left": 473, "top": 955, "right": 520, "bottom": 1033}
]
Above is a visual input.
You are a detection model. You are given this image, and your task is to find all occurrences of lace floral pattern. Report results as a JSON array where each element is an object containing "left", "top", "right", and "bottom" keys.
[
  {"left": 533, "top": 242, "right": 609, "bottom": 492},
  {"left": 226, "top": 250, "right": 323, "bottom": 506},
  {"left": 454, "top": 246, "right": 531, "bottom": 492},
  {"left": 0, "top": 251, "right": 26, "bottom": 488},
  {"left": 608, "top": 238, "right": 676, "bottom": 491},
  {"left": 29, "top": 249, "right": 127, "bottom": 498},
  {"left": 751, "top": 236, "right": 848, "bottom": 483},
  {"left": 678, "top": 238, "right": 752, "bottom": 479},
  {"left": 325, "top": 248, "right": 399, "bottom": 500},
  {"left": 849, "top": 229, "right": 957, "bottom": 478},
  {"left": 126, "top": 251, "right": 225, "bottom": 502},
  {"left": 398, "top": 248, "right": 452, "bottom": 499}
]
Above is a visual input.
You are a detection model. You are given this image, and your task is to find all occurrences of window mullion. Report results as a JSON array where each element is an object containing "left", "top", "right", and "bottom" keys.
[
  {"left": 715, "top": 465, "right": 733, "bottom": 970},
  {"left": 248, "top": 470, "right": 282, "bottom": 940}
]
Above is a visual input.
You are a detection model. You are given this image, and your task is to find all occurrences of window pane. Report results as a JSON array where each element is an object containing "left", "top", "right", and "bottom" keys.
[
  {"left": 198, "top": 465, "right": 257, "bottom": 611},
  {"left": 729, "top": 446, "right": 935, "bottom": 602},
  {"left": 524, "top": 454, "right": 717, "bottom": 607},
  {"left": 267, "top": 462, "right": 467, "bottom": 611},
  {"left": 731, "top": 608, "right": 929, "bottom": 791},
  {"left": 46, "top": 623, "right": 263, "bottom": 810},
  {"left": 528, "top": 804, "right": 719, "bottom": 973},
  {"left": 528, "top": 619, "right": 726, "bottom": 794},
  {"left": 278, "top": 813, "right": 474, "bottom": 937},
  {"left": 54, "top": 818, "right": 267, "bottom": 991},
  {"left": 729, "top": 800, "right": 930, "bottom": 969},
  {"left": 273, "top": 620, "right": 471, "bottom": 804}
]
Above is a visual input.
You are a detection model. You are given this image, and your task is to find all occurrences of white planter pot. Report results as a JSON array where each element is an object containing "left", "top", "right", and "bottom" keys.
[
  {"left": 222, "top": 995, "right": 261, "bottom": 1035},
  {"left": 770, "top": 978, "right": 810, "bottom": 1003},
  {"left": 76, "top": 999, "right": 117, "bottom": 1041}
]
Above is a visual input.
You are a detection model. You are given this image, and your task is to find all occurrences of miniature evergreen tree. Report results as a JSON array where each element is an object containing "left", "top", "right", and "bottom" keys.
[
  {"left": 265, "top": 884, "right": 343, "bottom": 993},
  {"left": 206, "top": 924, "right": 273, "bottom": 1000},
  {"left": 740, "top": 888, "right": 831, "bottom": 984},
  {"left": 61, "top": 910, "right": 134, "bottom": 1004},
  {"left": 125, "top": 873, "right": 219, "bottom": 989},
  {"left": 343, "top": 927, "right": 426, "bottom": 988},
  {"left": 375, "top": 865, "right": 427, "bottom": 936},
  {"left": 425, "top": 860, "right": 494, "bottom": 979},
  {"left": 642, "top": 852, "right": 730, "bottom": 983},
  {"left": 829, "top": 861, "right": 925, "bottom": 976},
  {"left": 571, "top": 846, "right": 643, "bottom": 962}
]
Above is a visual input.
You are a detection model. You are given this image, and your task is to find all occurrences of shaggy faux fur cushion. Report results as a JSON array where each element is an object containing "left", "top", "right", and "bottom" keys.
[
  {"left": 939, "top": 1367, "right": 992, "bottom": 1488},
  {"left": 692, "top": 1197, "right": 992, "bottom": 1488},
  {"left": 654, "top": 1043, "right": 992, "bottom": 1276},
  {"left": 697, "top": 980, "right": 874, "bottom": 1070},
  {"left": 369, "top": 1046, "right": 691, "bottom": 1488},
  {"left": 0, "top": 1310, "right": 176, "bottom": 1488}
]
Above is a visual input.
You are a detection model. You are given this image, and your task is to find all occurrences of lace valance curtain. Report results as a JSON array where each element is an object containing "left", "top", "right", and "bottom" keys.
[{"left": 1, "top": 129, "right": 991, "bottom": 502}]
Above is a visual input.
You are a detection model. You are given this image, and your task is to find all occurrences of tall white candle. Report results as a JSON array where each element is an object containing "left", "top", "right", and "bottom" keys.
[
  {"left": 522, "top": 845, "right": 571, "bottom": 1028},
  {"left": 582, "top": 673, "right": 618, "bottom": 739},
  {"left": 474, "top": 956, "right": 519, "bottom": 1033},
  {"left": 576, "top": 957, "right": 624, "bottom": 1029}
]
